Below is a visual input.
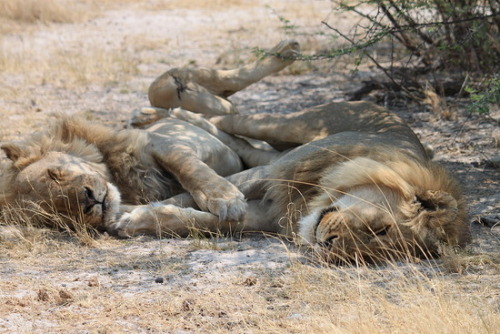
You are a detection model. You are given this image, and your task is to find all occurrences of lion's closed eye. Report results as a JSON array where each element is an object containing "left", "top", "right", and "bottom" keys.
[
  {"left": 47, "top": 167, "right": 66, "bottom": 182},
  {"left": 374, "top": 226, "right": 390, "bottom": 236}
]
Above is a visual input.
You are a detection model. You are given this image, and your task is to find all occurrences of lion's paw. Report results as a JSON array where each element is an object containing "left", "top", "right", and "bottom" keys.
[
  {"left": 127, "top": 107, "right": 170, "bottom": 128},
  {"left": 209, "top": 196, "right": 247, "bottom": 222},
  {"left": 268, "top": 39, "right": 300, "bottom": 63},
  {"left": 107, "top": 212, "right": 134, "bottom": 238},
  {"left": 107, "top": 206, "right": 156, "bottom": 238},
  {"left": 192, "top": 186, "right": 247, "bottom": 222}
]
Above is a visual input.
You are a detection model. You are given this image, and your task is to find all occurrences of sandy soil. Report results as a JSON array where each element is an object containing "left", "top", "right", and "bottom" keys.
[{"left": 0, "top": 1, "right": 498, "bottom": 333}]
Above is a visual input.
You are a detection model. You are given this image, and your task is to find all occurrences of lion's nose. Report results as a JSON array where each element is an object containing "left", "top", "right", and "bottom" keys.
[{"left": 83, "top": 187, "right": 102, "bottom": 213}]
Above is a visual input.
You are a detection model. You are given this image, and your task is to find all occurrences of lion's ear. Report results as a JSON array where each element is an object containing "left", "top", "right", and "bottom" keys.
[
  {"left": 1, "top": 143, "right": 24, "bottom": 162},
  {"left": 410, "top": 190, "right": 463, "bottom": 250},
  {"left": 416, "top": 190, "right": 458, "bottom": 214}
]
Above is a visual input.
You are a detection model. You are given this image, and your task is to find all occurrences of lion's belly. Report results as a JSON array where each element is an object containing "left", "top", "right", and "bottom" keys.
[
  {"left": 200, "top": 144, "right": 243, "bottom": 176},
  {"left": 149, "top": 118, "right": 244, "bottom": 176}
]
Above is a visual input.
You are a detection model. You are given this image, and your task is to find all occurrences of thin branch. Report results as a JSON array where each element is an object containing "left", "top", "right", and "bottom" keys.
[
  {"left": 260, "top": 13, "right": 499, "bottom": 62},
  {"left": 321, "top": 20, "right": 417, "bottom": 98},
  {"left": 384, "top": 13, "right": 499, "bottom": 34},
  {"left": 386, "top": 0, "right": 434, "bottom": 45},
  {"left": 339, "top": 2, "right": 407, "bottom": 46},
  {"left": 376, "top": 0, "right": 421, "bottom": 54}
]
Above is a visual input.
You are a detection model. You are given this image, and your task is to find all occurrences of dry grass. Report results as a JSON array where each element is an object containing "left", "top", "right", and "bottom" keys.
[
  {"left": 143, "top": 0, "right": 248, "bottom": 11},
  {"left": 0, "top": 0, "right": 79, "bottom": 24},
  {"left": 283, "top": 264, "right": 498, "bottom": 333},
  {"left": 55, "top": 47, "right": 140, "bottom": 87},
  {"left": 0, "top": 0, "right": 140, "bottom": 97},
  {"left": 0, "top": 223, "right": 498, "bottom": 333},
  {"left": 1, "top": 192, "right": 496, "bottom": 333},
  {"left": 0, "top": 43, "right": 139, "bottom": 96},
  {"left": 0, "top": 0, "right": 332, "bottom": 101},
  {"left": 0, "top": 0, "right": 144, "bottom": 35},
  {"left": 0, "top": 0, "right": 249, "bottom": 25},
  {"left": 0, "top": 1, "right": 498, "bottom": 332},
  {"left": 0, "top": 0, "right": 159, "bottom": 26},
  {"left": 0, "top": 196, "right": 498, "bottom": 333}
]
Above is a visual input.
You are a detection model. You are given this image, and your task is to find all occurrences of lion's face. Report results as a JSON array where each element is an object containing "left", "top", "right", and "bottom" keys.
[
  {"left": 306, "top": 205, "right": 419, "bottom": 264},
  {"left": 299, "top": 185, "right": 461, "bottom": 264},
  {"left": 7, "top": 151, "right": 121, "bottom": 229}
]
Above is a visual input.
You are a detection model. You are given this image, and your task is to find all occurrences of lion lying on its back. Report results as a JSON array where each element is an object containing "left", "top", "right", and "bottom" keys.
[
  {"left": 142, "top": 102, "right": 469, "bottom": 263},
  {"left": 115, "top": 38, "right": 470, "bottom": 263}
]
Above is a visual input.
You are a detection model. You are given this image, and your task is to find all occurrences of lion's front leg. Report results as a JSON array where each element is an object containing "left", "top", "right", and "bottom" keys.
[
  {"left": 154, "top": 150, "right": 247, "bottom": 222},
  {"left": 107, "top": 204, "right": 224, "bottom": 238},
  {"left": 107, "top": 199, "right": 277, "bottom": 238},
  {"left": 109, "top": 169, "right": 277, "bottom": 238}
]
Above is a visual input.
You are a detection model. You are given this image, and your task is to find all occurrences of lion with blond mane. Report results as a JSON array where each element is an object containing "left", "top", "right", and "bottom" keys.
[{"left": 0, "top": 40, "right": 469, "bottom": 263}]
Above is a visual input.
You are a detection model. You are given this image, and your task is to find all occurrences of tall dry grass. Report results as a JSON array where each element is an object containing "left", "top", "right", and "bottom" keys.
[
  {"left": 143, "top": 0, "right": 248, "bottom": 10},
  {"left": 0, "top": 0, "right": 145, "bottom": 35},
  {"left": 0, "top": 0, "right": 248, "bottom": 25},
  {"left": 0, "top": 44, "right": 139, "bottom": 91},
  {"left": 1, "top": 225, "right": 497, "bottom": 333},
  {"left": 0, "top": 0, "right": 151, "bottom": 25},
  {"left": 0, "top": 183, "right": 497, "bottom": 332},
  {"left": 283, "top": 263, "right": 498, "bottom": 333},
  {"left": 0, "top": 0, "right": 88, "bottom": 24}
]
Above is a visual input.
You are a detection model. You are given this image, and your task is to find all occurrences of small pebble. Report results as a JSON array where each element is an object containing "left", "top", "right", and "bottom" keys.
[{"left": 154, "top": 277, "right": 164, "bottom": 284}]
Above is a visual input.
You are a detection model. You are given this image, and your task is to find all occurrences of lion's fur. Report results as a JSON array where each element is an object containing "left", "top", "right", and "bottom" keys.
[
  {"left": 53, "top": 116, "right": 186, "bottom": 204},
  {"left": 269, "top": 150, "right": 468, "bottom": 249},
  {"left": 1, "top": 39, "right": 470, "bottom": 263},
  {"left": 206, "top": 102, "right": 470, "bottom": 262},
  {"left": 1, "top": 116, "right": 180, "bottom": 205},
  {"left": 155, "top": 96, "right": 470, "bottom": 263},
  {"left": 1, "top": 117, "right": 110, "bottom": 204},
  {"left": 1, "top": 113, "right": 246, "bottom": 231}
]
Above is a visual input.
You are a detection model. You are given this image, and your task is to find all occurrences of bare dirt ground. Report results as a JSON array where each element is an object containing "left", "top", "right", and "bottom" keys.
[{"left": 0, "top": 1, "right": 498, "bottom": 333}]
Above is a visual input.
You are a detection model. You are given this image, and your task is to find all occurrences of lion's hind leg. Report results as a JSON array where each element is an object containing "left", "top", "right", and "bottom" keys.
[
  {"left": 202, "top": 39, "right": 300, "bottom": 96},
  {"left": 127, "top": 106, "right": 171, "bottom": 128},
  {"left": 210, "top": 113, "right": 308, "bottom": 150},
  {"left": 148, "top": 73, "right": 238, "bottom": 115},
  {"left": 170, "top": 109, "right": 282, "bottom": 166},
  {"left": 147, "top": 40, "right": 300, "bottom": 116}
]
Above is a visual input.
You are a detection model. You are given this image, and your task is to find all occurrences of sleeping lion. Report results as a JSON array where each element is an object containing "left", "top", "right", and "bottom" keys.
[
  {"left": 0, "top": 40, "right": 297, "bottom": 232},
  {"left": 115, "top": 104, "right": 470, "bottom": 263},
  {"left": 0, "top": 39, "right": 469, "bottom": 263},
  {"left": 0, "top": 114, "right": 247, "bottom": 230}
]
